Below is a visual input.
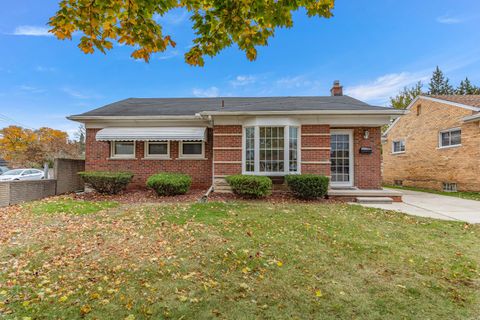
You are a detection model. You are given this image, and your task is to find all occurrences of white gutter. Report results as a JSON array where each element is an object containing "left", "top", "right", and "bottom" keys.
[
  {"left": 463, "top": 113, "right": 480, "bottom": 123},
  {"left": 67, "top": 115, "right": 204, "bottom": 121},
  {"left": 199, "top": 109, "right": 406, "bottom": 116}
]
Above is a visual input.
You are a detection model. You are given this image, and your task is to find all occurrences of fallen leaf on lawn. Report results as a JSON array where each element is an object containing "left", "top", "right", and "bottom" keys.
[
  {"left": 315, "top": 290, "right": 323, "bottom": 297},
  {"left": 277, "top": 261, "right": 283, "bottom": 267},
  {"left": 125, "top": 315, "right": 135, "bottom": 320}
]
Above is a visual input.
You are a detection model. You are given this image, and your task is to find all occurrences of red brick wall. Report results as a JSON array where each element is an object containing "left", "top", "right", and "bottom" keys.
[
  {"left": 85, "top": 128, "right": 213, "bottom": 189},
  {"left": 300, "top": 125, "right": 331, "bottom": 176},
  {"left": 353, "top": 127, "right": 382, "bottom": 189},
  {"left": 213, "top": 125, "right": 242, "bottom": 176}
]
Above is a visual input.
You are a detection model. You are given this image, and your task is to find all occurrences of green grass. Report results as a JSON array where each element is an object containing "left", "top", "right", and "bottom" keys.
[
  {"left": 386, "top": 185, "right": 480, "bottom": 201},
  {"left": 26, "top": 198, "right": 119, "bottom": 215},
  {"left": 1, "top": 200, "right": 479, "bottom": 319}
]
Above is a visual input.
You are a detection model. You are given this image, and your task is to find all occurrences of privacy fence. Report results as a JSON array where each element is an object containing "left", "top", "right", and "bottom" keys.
[{"left": 0, "top": 158, "right": 85, "bottom": 207}]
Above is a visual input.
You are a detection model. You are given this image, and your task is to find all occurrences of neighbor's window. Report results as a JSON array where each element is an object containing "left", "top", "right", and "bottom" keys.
[
  {"left": 145, "top": 141, "right": 169, "bottom": 158},
  {"left": 180, "top": 141, "right": 204, "bottom": 158},
  {"left": 392, "top": 140, "right": 405, "bottom": 153},
  {"left": 111, "top": 141, "right": 135, "bottom": 158},
  {"left": 417, "top": 104, "right": 422, "bottom": 116},
  {"left": 439, "top": 128, "right": 461, "bottom": 148},
  {"left": 443, "top": 182, "right": 457, "bottom": 192}
]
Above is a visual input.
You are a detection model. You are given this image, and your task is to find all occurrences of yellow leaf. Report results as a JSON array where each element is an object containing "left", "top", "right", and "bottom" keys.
[
  {"left": 80, "top": 304, "right": 92, "bottom": 315},
  {"left": 23, "top": 317, "right": 32, "bottom": 320},
  {"left": 0, "top": 290, "right": 7, "bottom": 295},
  {"left": 22, "top": 301, "right": 30, "bottom": 307},
  {"left": 59, "top": 295, "right": 68, "bottom": 302},
  {"left": 277, "top": 261, "right": 283, "bottom": 267},
  {"left": 125, "top": 315, "right": 135, "bottom": 320},
  {"left": 315, "top": 290, "right": 323, "bottom": 297}
]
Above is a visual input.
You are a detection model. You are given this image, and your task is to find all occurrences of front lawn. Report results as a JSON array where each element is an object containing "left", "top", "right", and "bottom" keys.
[
  {"left": 386, "top": 185, "right": 480, "bottom": 201},
  {"left": 0, "top": 198, "right": 479, "bottom": 319}
]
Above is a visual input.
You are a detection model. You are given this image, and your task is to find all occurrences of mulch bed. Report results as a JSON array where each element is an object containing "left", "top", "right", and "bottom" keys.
[{"left": 72, "top": 188, "right": 342, "bottom": 204}]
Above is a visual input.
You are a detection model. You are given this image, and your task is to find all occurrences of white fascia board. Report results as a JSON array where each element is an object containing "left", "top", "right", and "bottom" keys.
[
  {"left": 200, "top": 109, "right": 405, "bottom": 116},
  {"left": 420, "top": 96, "right": 480, "bottom": 112},
  {"left": 67, "top": 115, "right": 203, "bottom": 122},
  {"left": 463, "top": 113, "right": 480, "bottom": 123},
  {"left": 213, "top": 114, "right": 401, "bottom": 127}
]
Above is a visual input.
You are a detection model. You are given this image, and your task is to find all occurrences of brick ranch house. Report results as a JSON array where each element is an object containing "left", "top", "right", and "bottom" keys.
[
  {"left": 383, "top": 95, "right": 480, "bottom": 192},
  {"left": 68, "top": 82, "right": 405, "bottom": 199}
]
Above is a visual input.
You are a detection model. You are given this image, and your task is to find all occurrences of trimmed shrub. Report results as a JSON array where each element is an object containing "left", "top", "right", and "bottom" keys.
[
  {"left": 78, "top": 171, "right": 133, "bottom": 194},
  {"left": 226, "top": 175, "right": 272, "bottom": 199},
  {"left": 285, "top": 174, "right": 329, "bottom": 199},
  {"left": 146, "top": 173, "right": 192, "bottom": 196}
]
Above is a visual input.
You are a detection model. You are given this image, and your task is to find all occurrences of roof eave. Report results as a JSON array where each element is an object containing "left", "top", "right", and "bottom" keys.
[
  {"left": 199, "top": 109, "right": 406, "bottom": 116},
  {"left": 67, "top": 115, "right": 204, "bottom": 122}
]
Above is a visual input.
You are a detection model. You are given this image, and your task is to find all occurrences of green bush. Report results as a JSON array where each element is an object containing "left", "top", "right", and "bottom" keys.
[
  {"left": 226, "top": 175, "right": 272, "bottom": 198},
  {"left": 78, "top": 171, "right": 133, "bottom": 194},
  {"left": 285, "top": 174, "right": 329, "bottom": 199},
  {"left": 146, "top": 173, "right": 192, "bottom": 196}
]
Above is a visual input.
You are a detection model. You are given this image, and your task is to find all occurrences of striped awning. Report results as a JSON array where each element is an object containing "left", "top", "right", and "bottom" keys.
[{"left": 96, "top": 127, "right": 207, "bottom": 141}]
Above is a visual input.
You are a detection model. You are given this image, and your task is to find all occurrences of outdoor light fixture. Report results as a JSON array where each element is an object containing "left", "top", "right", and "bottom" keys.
[{"left": 363, "top": 130, "right": 370, "bottom": 139}]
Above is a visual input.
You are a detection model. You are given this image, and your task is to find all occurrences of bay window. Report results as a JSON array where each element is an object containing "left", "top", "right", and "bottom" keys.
[{"left": 244, "top": 126, "right": 299, "bottom": 174}]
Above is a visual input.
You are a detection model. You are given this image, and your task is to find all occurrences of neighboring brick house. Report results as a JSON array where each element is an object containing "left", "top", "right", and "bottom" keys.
[
  {"left": 68, "top": 82, "right": 403, "bottom": 193},
  {"left": 383, "top": 95, "right": 480, "bottom": 192}
]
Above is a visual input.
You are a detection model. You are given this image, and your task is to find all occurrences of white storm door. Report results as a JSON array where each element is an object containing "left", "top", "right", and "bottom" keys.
[{"left": 330, "top": 130, "right": 353, "bottom": 187}]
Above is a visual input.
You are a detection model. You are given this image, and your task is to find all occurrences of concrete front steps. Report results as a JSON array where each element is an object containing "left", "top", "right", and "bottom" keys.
[
  {"left": 356, "top": 197, "right": 394, "bottom": 204},
  {"left": 213, "top": 177, "right": 232, "bottom": 193},
  {"left": 213, "top": 178, "right": 403, "bottom": 202}
]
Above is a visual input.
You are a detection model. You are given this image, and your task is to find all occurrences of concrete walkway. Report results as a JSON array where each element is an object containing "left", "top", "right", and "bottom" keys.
[{"left": 357, "top": 189, "right": 480, "bottom": 224}]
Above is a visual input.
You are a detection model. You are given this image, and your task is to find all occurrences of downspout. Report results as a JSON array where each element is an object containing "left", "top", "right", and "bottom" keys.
[{"left": 197, "top": 114, "right": 215, "bottom": 202}]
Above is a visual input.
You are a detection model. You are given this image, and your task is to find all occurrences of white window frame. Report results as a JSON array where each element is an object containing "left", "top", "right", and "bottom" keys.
[
  {"left": 144, "top": 141, "right": 170, "bottom": 159},
  {"left": 438, "top": 128, "right": 462, "bottom": 149},
  {"left": 110, "top": 141, "right": 136, "bottom": 159},
  {"left": 242, "top": 125, "right": 301, "bottom": 176},
  {"left": 392, "top": 139, "right": 406, "bottom": 154},
  {"left": 179, "top": 141, "right": 205, "bottom": 159}
]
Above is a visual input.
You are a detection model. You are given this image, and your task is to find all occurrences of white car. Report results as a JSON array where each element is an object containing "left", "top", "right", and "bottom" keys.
[{"left": 0, "top": 169, "right": 45, "bottom": 181}]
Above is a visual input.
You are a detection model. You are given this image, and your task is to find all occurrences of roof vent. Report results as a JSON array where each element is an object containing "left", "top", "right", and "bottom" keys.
[{"left": 331, "top": 80, "right": 343, "bottom": 96}]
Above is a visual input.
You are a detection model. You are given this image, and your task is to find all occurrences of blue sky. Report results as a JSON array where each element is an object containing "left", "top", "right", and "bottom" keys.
[{"left": 0, "top": 0, "right": 479, "bottom": 137}]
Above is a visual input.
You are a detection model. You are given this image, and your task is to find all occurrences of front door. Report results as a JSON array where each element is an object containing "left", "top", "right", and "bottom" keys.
[{"left": 330, "top": 130, "right": 353, "bottom": 187}]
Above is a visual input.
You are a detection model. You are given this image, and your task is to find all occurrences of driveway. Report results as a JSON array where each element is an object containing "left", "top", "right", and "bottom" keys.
[{"left": 358, "top": 189, "right": 480, "bottom": 224}]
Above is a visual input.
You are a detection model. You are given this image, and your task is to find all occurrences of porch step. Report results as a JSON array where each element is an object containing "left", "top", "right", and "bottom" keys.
[
  {"left": 356, "top": 197, "right": 393, "bottom": 204},
  {"left": 213, "top": 177, "right": 232, "bottom": 193}
]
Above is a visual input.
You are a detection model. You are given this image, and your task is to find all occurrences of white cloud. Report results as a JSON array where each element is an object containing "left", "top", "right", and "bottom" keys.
[
  {"left": 62, "top": 87, "right": 101, "bottom": 99},
  {"left": 18, "top": 85, "right": 45, "bottom": 94},
  {"left": 276, "top": 75, "right": 313, "bottom": 88},
  {"left": 158, "top": 50, "right": 180, "bottom": 60},
  {"left": 230, "top": 75, "right": 257, "bottom": 87},
  {"left": 35, "top": 66, "right": 56, "bottom": 72},
  {"left": 13, "top": 25, "right": 52, "bottom": 37},
  {"left": 345, "top": 72, "right": 429, "bottom": 104},
  {"left": 436, "top": 15, "right": 463, "bottom": 24},
  {"left": 154, "top": 9, "right": 188, "bottom": 25},
  {"left": 192, "top": 86, "right": 220, "bottom": 98}
]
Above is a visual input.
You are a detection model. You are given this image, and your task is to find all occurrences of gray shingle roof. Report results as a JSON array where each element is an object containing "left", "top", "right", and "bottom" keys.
[{"left": 70, "top": 96, "right": 392, "bottom": 117}]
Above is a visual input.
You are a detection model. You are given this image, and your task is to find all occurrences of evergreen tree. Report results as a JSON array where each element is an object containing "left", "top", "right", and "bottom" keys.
[
  {"left": 389, "top": 81, "right": 423, "bottom": 109},
  {"left": 428, "top": 66, "right": 454, "bottom": 95},
  {"left": 456, "top": 77, "right": 480, "bottom": 95}
]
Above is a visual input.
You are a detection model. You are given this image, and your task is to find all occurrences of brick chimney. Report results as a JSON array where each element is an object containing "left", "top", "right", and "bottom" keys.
[{"left": 330, "top": 80, "right": 343, "bottom": 96}]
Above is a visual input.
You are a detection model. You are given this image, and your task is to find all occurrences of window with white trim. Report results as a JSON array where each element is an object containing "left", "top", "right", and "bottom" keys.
[
  {"left": 145, "top": 141, "right": 169, "bottom": 158},
  {"left": 392, "top": 140, "right": 405, "bottom": 153},
  {"left": 179, "top": 141, "right": 204, "bottom": 158},
  {"left": 111, "top": 141, "right": 135, "bottom": 158},
  {"left": 439, "top": 128, "right": 461, "bottom": 148},
  {"left": 245, "top": 127, "right": 255, "bottom": 172},
  {"left": 243, "top": 126, "right": 299, "bottom": 174}
]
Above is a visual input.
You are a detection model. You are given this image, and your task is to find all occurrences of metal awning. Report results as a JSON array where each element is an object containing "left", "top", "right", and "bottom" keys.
[{"left": 96, "top": 127, "right": 207, "bottom": 141}]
